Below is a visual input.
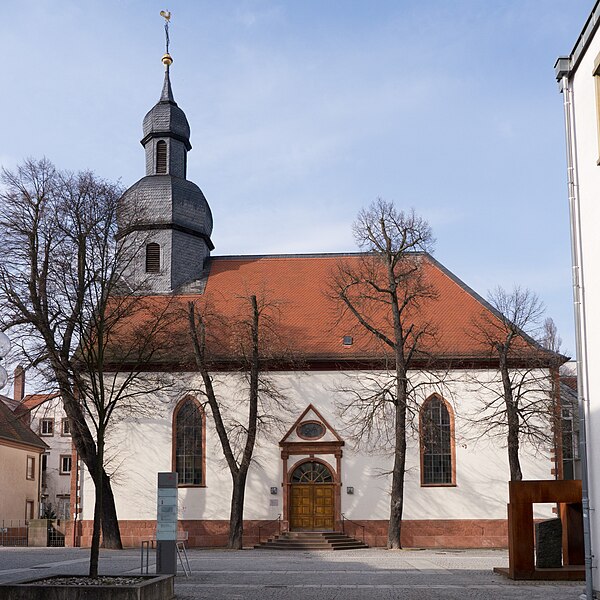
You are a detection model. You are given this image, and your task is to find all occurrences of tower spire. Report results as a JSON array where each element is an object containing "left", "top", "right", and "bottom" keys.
[
  {"left": 159, "top": 11, "right": 175, "bottom": 104},
  {"left": 118, "top": 8, "right": 213, "bottom": 293}
]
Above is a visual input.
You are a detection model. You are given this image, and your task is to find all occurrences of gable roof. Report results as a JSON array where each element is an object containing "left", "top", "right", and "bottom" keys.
[
  {"left": 110, "top": 252, "right": 557, "bottom": 368},
  {"left": 0, "top": 394, "right": 48, "bottom": 451}
]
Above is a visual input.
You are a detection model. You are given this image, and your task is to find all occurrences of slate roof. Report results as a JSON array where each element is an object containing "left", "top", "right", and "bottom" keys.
[
  {"left": 0, "top": 394, "right": 48, "bottom": 450},
  {"left": 142, "top": 68, "right": 191, "bottom": 149},
  {"left": 109, "top": 252, "right": 557, "bottom": 368}
]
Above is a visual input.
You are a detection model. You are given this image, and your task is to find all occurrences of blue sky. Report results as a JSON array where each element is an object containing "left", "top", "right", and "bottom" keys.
[{"left": 0, "top": 0, "right": 594, "bottom": 356}]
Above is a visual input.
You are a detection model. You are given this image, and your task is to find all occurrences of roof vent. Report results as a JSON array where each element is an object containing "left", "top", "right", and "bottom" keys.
[{"left": 342, "top": 336, "right": 353, "bottom": 346}]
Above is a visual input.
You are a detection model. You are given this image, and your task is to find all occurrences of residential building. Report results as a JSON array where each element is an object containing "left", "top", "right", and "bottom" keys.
[
  {"left": 0, "top": 392, "right": 47, "bottom": 522},
  {"left": 5, "top": 368, "right": 72, "bottom": 520}
]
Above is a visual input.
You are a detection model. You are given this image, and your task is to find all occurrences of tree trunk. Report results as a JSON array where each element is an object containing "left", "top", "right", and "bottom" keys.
[
  {"left": 52, "top": 371, "right": 123, "bottom": 550},
  {"left": 506, "top": 403, "right": 522, "bottom": 481},
  {"left": 100, "top": 470, "right": 123, "bottom": 549},
  {"left": 499, "top": 349, "right": 522, "bottom": 481},
  {"left": 387, "top": 379, "right": 408, "bottom": 549},
  {"left": 228, "top": 472, "right": 248, "bottom": 549},
  {"left": 89, "top": 437, "right": 104, "bottom": 578}
]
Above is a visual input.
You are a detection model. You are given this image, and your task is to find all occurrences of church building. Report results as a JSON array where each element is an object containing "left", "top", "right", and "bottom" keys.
[{"left": 69, "top": 44, "right": 559, "bottom": 550}]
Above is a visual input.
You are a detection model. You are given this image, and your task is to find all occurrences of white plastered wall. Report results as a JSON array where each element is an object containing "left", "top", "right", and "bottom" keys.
[
  {"left": 569, "top": 27, "right": 600, "bottom": 580},
  {"left": 30, "top": 398, "right": 72, "bottom": 517},
  {"left": 79, "top": 368, "right": 553, "bottom": 523}
]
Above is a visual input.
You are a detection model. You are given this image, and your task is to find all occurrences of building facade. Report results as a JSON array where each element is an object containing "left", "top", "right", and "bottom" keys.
[
  {"left": 69, "top": 49, "right": 560, "bottom": 549},
  {"left": 6, "top": 367, "right": 73, "bottom": 520},
  {"left": 556, "top": 2, "right": 600, "bottom": 595},
  {"left": 0, "top": 393, "right": 47, "bottom": 523}
]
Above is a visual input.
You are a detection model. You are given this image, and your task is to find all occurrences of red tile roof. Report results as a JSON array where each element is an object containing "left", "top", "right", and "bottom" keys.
[
  {"left": 110, "top": 253, "right": 553, "bottom": 367},
  {"left": 20, "top": 393, "right": 60, "bottom": 411}
]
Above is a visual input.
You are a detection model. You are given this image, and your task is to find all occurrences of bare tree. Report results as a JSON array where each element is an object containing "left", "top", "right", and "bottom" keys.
[
  {"left": 0, "top": 158, "right": 174, "bottom": 576},
  {"left": 330, "top": 199, "right": 437, "bottom": 549},
  {"left": 188, "top": 293, "right": 290, "bottom": 549},
  {"left": 469, "top": 285, "right": 558, "bottom": 481},
  {"left": 540, "top": 317, "right": 563, "bottom": 354}
]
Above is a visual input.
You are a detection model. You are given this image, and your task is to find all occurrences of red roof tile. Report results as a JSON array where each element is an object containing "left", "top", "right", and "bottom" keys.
[
  {"left": 109, "top": 253, "right": 551, "bottom": 366},
  {"left": 20, "top": 393, "right": 60, "bottom": 411}
]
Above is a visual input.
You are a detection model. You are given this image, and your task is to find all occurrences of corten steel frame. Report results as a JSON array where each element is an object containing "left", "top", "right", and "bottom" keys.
[
  {"left": 419, "top": 394, "right": 456, "bottom": 487},
  {"left": 494, "top": 480, "right": 584, "bottom": 580},
  {"left": 171, "top": 395, "right": 206, "bottom": 488}
]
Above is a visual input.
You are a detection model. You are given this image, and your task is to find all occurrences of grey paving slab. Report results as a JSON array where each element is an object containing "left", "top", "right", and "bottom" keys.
[{"left": 0, "top": 546, "right": 586, "bottom": 599}]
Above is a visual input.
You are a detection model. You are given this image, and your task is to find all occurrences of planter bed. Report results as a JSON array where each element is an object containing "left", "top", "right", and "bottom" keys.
[{"left": 0, "top": 574, "right": 174, "bottom": 600}]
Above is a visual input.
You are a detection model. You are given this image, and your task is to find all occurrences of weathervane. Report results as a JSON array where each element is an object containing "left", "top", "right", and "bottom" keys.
[{"left": 160, "top": 10, "right": 173, "bottom": 69}]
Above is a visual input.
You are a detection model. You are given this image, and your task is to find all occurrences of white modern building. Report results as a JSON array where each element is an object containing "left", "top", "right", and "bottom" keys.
[{"left": 556, "top": 2, "right": 600, "bottom": 597}]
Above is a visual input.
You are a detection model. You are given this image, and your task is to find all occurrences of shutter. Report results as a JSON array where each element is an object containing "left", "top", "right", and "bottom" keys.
[
  {"left": 156, "top": 140, "right": 167, "bottom": 174},
  {"left": 145, "top": 243, "right": 160, "bottom": 273}
]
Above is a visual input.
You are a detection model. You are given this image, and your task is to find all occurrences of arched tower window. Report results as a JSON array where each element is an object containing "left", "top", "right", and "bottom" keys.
[
  {"left": 173, "top": 397, "right": 205, "bottom": 486},
  {"left": 156, "top": 140, "right": 167, "bottom": 174},
  {"left": 420, "top": 395, "right": 455, "bottom": 486},
  {"left": 145, "top": 243, "right": 160, "bottom": 273}
]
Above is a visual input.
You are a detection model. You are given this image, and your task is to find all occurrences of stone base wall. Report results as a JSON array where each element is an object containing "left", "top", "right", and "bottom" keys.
[{"left": 66, "top": 518, "right": 508, "bottom": 549}]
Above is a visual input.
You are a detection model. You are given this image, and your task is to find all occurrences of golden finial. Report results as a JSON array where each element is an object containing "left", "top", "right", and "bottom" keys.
[{"left": 160, "top": 10, "right": 172, "bottom": 69}]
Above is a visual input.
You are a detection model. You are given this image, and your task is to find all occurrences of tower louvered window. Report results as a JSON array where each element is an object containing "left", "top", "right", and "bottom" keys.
[
  {"left": 145, "top": 243, "right": 160, "bottom": 273},
  {"left": 156, "top": 140, "right": 167, "bottom": 174}
]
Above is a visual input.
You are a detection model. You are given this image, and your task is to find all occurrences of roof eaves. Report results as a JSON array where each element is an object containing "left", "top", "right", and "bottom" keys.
[
  {"left": 211, "top": 251, "right": 428, "bottom": 261},
  {"left": 556, "top": 0, "right": 600, "bottom": 78}
]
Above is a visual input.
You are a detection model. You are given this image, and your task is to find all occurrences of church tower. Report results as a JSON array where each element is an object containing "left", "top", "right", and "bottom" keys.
[{"left": 118, "top": 29, "right": 213, "bottom": 293}]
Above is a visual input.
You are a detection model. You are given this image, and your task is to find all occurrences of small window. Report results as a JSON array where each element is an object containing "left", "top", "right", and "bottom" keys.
[
  {"left": 26, "top": 456, "right": 35, "bottom": 480},
  {"left": 60, "top": 455, "right": 72, "bottom": 475},
  {"left": 61, "top": 418, "right": 71, "bottom": 436},
  {"left": 156, "top": 140, "right": 167, "bottom": 174},
  {"left": 40, "top": 418, "right": 54, "bottom": 436},
  {"left": 41, "top": 453, "right": 49, "bottom": 472},
  {"left": 145, "top": 243, "right": 160, "bottom": 273},
  {"left": 296, "top": 421, "right": 326, "bottom": 440}
]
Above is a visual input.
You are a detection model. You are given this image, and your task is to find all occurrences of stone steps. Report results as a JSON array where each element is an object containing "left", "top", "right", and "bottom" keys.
[{"left": 254, "top": 531, "right": 369, "bottom": 551}]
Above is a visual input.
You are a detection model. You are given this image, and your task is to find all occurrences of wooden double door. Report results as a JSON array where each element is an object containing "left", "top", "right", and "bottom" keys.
[{"left": 290, "top": 484, "right": 335, "bottom": 530}]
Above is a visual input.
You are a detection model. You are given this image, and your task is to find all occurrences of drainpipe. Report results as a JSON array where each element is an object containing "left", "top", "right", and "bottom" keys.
[{"left": 557, "top": 58, "right": 594, "bottom": 600}]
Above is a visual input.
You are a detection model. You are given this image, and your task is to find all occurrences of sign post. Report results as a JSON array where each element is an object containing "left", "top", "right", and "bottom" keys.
[{"left": 156, "top": 472, "right": 178, "bottom": 574}]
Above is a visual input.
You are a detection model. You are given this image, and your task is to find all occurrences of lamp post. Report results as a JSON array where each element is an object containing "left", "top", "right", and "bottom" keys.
[{"left": 0, "top": 331, "right": 10, "bottom": 391}]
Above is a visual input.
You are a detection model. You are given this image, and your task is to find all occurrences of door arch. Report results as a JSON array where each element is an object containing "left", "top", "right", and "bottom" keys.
[{"left": 288, "top": 460, "right": 336, "bottom": 531}]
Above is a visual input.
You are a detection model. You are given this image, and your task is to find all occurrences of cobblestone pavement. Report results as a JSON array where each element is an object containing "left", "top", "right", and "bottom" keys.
[{"left": 0, "top": 546, "right": 585, "bottom": 599}]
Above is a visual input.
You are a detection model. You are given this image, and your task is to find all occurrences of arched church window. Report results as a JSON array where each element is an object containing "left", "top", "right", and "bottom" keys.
[
  {"left": 420, "top": 395, "right": 455, "bottom": 486},
  {"left": 145, "top": 243, "right": 160, "bottom": 273},
  {"left": 291, "top": 461, "right": 333, "bottom": 483},
  {"left": 173, "top": 397, "right": 204, "bottom": 486},
  {"left": 156, "top": 140, "right": 167, "bottom": 174}
]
